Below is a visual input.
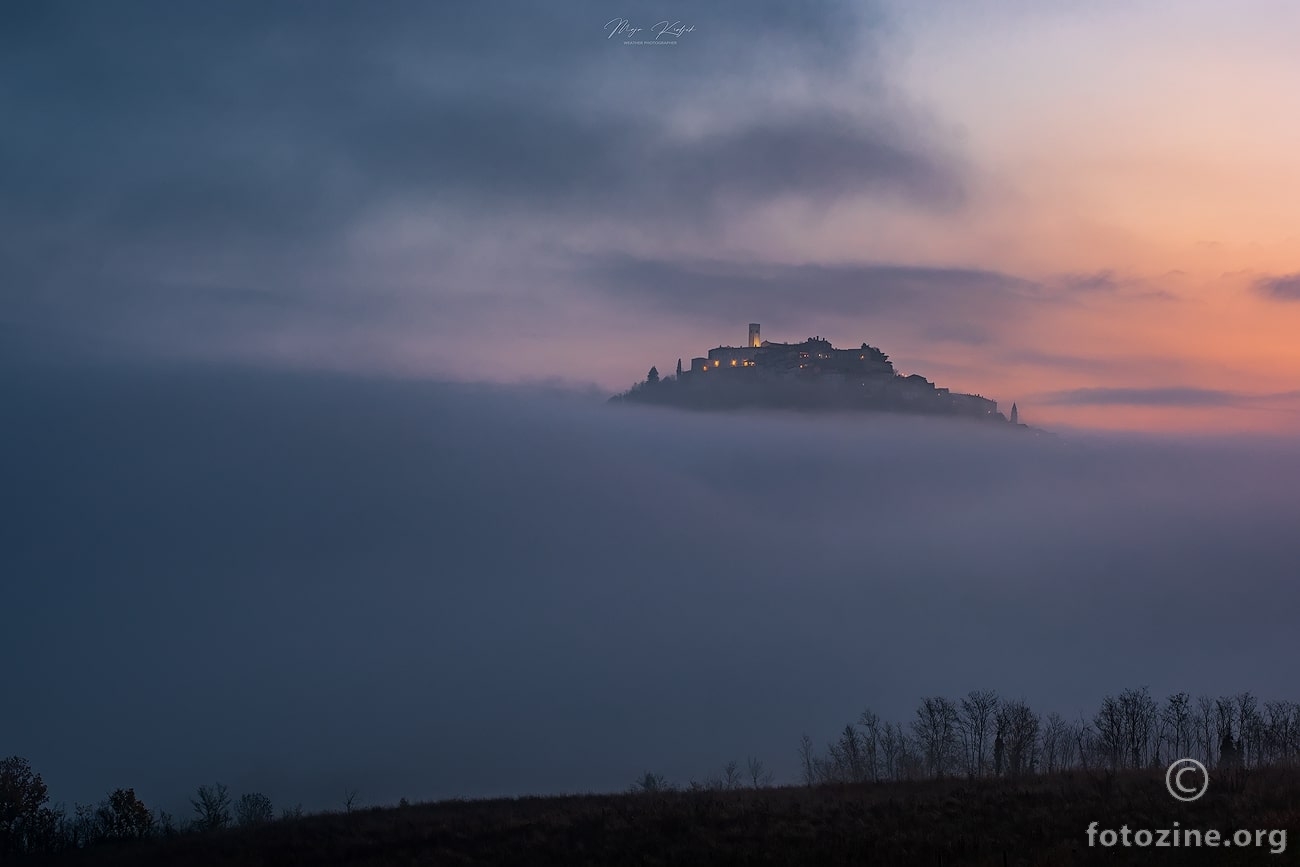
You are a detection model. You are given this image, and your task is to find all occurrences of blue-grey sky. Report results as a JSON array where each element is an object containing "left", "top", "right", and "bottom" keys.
[
  {"left": 3, "top": 1, "right": 958, "bottom": 379},
  {"left": 7, "top": 1, "right": 1300, "bottom": 431},
  {"left": 5, "top": 0, "right": 1300, "bottom": 820}
]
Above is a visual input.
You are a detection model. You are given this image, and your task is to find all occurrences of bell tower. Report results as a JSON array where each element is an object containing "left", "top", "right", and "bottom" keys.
[{"left": 748, "top": 323, "right": 761, "bottom": 348}]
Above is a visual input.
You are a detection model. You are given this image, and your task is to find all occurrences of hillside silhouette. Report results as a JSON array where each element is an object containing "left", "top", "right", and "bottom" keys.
[
  {"left": 613, "top": 323, "right": 1038, "bottom": 428},
  {"left": 8, "top": 686, "right": 1297, "bottom": 864}
]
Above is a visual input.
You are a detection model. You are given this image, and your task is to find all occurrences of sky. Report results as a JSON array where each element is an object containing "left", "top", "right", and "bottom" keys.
[
  {"left": 3, "top": 0, "right": 1299, "bottom": 432},
  {"left": 4, "top": 0, "right": 1300, "bottom": 821}
]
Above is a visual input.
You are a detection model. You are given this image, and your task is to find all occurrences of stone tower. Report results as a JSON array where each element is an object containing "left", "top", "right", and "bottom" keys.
[{"left": 1010, "top": 403, "right": 1019, "bottom": 424}]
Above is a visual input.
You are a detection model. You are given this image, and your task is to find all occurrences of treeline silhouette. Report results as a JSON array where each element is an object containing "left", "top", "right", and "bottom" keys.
[
  {"left": 794, "top": 687, "right": 1290, "bottom": 786},
  {"left": 0, "top": 760, "right": 308, "bottom": 859},
  {"left": 4, "top": 687, "right": 1297, "bottom": 859}
]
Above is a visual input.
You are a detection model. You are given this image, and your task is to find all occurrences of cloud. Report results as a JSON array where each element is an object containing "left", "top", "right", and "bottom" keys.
[
  {"left": 1047, "top": 270, "right": 1179, "bottom": 302},
  {"left": 354, "top": 100, "right": 962, "bottom": 223},
  {"left": 577, "top": 257, "right": 1190, "bottom": 356},
  {"left": 0, "top": 1, "right": 952, "bottom": 243},
  {"left": 580, "top": 253, "right": 1038, "bottom": 329},
  {"left": 992, "top": 350, "right": 1203, "bottom": 390},
  {"left": 1253, "top": 273, "right": 1300, "bottom": 301},
  {"left": 0, "top": 0, "right": 972, "bottom": 367},
  {"left": 994, "top": 350, "right": 1127, "bottom": 376},
  {"left": 1036, "top": 387, "right": 1240, "bottom": 407},
  {"left": 1057, "top": 270, "right": 1119, "bottom": 293},
  {"left": 1037, "top": 387, "right": 1300, "bottom": 412}
]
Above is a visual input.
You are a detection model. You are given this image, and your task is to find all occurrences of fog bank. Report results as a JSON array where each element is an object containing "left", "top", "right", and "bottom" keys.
[{"left": 4, "top": 361, "right": 1298, "bottom": 814}]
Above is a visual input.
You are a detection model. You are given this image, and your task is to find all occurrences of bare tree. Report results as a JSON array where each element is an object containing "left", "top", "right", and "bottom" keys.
[
  {"left": 1214, "top": 695, "right": 1239, "bottom": 768},
  {"left": 835, "top": 724, "right": 867, "bottom": 782},
  {"left": 1161, "top": 692, "right": 1192, "bottom": 765},
  {"left": 235, "top": 792, "right": 274, "bottom": 827},
  {"left": 343, "top": 788, "right": 359, "bottom": 813},
  {"left": 1073, "top": 713, "right": 1095, "bottom": 771},
  {"left": 190, "top": 783, "right": 231, "bottom": 831},
  {"left": 1093, "top": 695, "right": 1124, "bottom": 770},
  {"left": 857, "top": 710, "right": 883, "bottom": 782},
  {"left": 879, "top": 722, "right": 904, "bottom": 781},
  {"left": 154, "top": 808, "right": 177, "bottom": 838},
  {"left": 1062, "top": 716, "right": 1085, "bottom": 769},
  {"left": 895, "top": 732, "right": 923, "bottom": 781},
  {"left": 61, "top": 803, "right": 99, "bottom": 849},
  {"left": 722, "top": 760, "right": 744, "bottom": 790},
  {"left": 746, "top": 757, "right": 774, "bottom": 788},
  {"left": 811, "top": 752, "right": 837, "bottom": 785},
  {"left": 912, "top": 697, "right": 960, "bottom": 778},
  {"left": 996, "top": 699, "right": 1040, "bottom": 778},
  {"left": 1236, "top": 692, "right": 1262, "bottom": 768},
  {"left": 631, "top": 772, "right": 671, "bottom": 793},
  {"left": 1117, "top": 687, "right": 1159, "bottom": 768},
  {"left": 798, "top": 735, "right": 816, "bottom": 787},
  {"left": 1040, "top": 713, "right": 1074, "bottom": 773},
  {"left": 1194, "top": 695, "right": 1217, "bottom": 765},
  {"left": 958, "top": 690, "right": 998, "bottom": 778},
  {"left": 1263, "top": 700, "right": 1299, "bottom": 766},
  {"left": 98, "top": 788, "right": 153, "bottom": 839}
]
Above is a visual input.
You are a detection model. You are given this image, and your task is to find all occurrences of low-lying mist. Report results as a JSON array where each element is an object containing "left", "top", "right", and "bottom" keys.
[{"left": 4, "top": 360, "right": 1299, "bottom": 815}]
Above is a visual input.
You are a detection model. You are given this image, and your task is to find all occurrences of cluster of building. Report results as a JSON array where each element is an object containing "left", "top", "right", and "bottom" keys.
[{"left": 659, "top": 323, "right": 1016, "bottom": 421}]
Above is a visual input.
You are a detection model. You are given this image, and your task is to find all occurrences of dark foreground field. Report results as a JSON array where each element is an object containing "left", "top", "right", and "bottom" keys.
[{"left": 35, "top": 769, "right": 1299, "bottom": 866}]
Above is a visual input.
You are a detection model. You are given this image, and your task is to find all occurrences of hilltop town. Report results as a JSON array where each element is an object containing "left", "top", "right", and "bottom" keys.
[{"left": 613, "top": 323, "right": 1030, "bottom": 426}]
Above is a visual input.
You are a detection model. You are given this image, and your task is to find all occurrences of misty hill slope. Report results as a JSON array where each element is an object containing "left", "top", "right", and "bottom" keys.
[
  {"left": 610, "top": 332, "right": 1030, "bottom": 426},
  {"left": 36, "top": 769, "right": 1299, "bottom": 866}
]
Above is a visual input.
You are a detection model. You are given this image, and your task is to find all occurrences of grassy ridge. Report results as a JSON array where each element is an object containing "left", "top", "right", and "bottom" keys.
[{"left": 36, "top": 768, "right": 1300, "bottom": 866}]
